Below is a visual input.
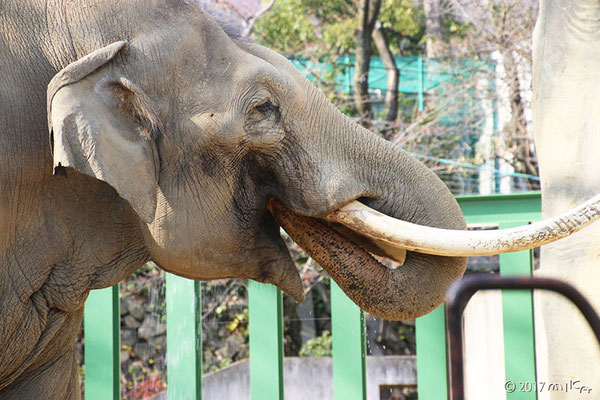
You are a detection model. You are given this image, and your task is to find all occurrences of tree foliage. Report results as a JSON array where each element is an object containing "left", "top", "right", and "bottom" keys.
[
  {"left": 253, "top": 0, "right": 424, "bottom": 58},
  {"left": 254, "top": 0, "right": 539, "bottom": 193}
]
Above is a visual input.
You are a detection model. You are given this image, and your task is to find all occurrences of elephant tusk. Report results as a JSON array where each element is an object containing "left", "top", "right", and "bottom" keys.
[{"left": 325, "top": 193, "right": 600, "bottom": 256}]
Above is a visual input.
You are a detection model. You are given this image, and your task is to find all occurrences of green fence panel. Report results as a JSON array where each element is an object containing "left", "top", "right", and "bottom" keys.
[
  {"left": 499, "top": 222, "right": 537, "bottom": 400},
  {"left": 81, "top": 193, "right": 544, "bottom": 399},
  {"left": 415, "top": 304, "right": 448, "bottom": 400},
  {"left": 331, "top": 281, "right": 366, "bottom": 400},
  {"left": 457, "top": 192, "right": 541, "bottom": 224},
  {"left": 166, "top": 273, "right": 202, "bottom": 400},
  {"left": 84, "top": 285, "right": 120, "bottom": 400},
  {"left": 249, "top": 280, "right": 284, "bottom": 400},
  {"left": 291, "top": 56, "right": 486, "bottom": 94}
]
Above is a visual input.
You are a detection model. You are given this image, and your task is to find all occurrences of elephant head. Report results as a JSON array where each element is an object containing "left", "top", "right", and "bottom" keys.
[{"left": 46, "top": 4, "right": 600, "bottom": 321}]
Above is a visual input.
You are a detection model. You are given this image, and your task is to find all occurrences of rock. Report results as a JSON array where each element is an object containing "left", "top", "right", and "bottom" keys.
[
  {"left": 128, "top": 301, "right": 146, "bottom": 321},
  {"left": 121, "top": 328, "right": 138, "bottom": 347},
  {"left": 120, "top": 299, "right": 130, "bottom": 316},
  {"left": 121, "top": 350, "right": 130, "bottom": 363},
  {"left": 145, "top": 302, "right": 160, "bottom": 313},
  {"left": 134, "top": 342, "right": 153, "bottom": 359},
  {"left": 138, "top": 316, "right": 166, "bottom": 340},
  {"left": 203, "top": 349, "right": 217, "bottom": 369},
  {"left": 123, "top": 315, "right": 141, "bottom": 329},
  {"left": 155, "top": 355, "right": 165, "bottom": 368},
  {"left": 215, "top": 333, "right": 245, "bottom": 361},
  {"left": 149, "top": 334, "right": 166, "bottom": 349}
]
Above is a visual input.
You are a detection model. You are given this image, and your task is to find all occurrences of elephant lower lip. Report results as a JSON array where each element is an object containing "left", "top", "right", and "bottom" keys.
[
  {"left": 267, "top": 195, "right": 378, "bottom": 270},
  {"left": 267, "top": 198, "right": 374, "bottom": 264},
  {"left": 267, "top": 197, "right": 409, "bottom": 319},
  {"left": 267, "top": 197, "right": 404, "bottom": 264}
]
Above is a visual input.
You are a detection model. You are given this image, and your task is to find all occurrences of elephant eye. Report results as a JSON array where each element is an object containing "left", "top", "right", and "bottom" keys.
[
  {"left": 255, "top": 100, "right": 279, "bottom": 115},
  {"left": 245, "top": 98, "right": 282, "bottom": 137}
]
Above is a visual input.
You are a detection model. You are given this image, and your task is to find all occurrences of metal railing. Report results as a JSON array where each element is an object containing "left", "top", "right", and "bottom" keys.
[
  {"left": 83, "top": 192, "right": 542, "bottom": 400},
  {"left": 446, "top": 275, "right": 600, "bottom": 400}
]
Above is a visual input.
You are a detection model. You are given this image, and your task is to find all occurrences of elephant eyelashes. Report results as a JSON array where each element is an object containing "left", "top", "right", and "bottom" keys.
[
  {"left": 253, "top": 100, "right": 281, "bottom": 124},
  {"left": 255, "top": 100, "right": 277, "bottom": 114}
]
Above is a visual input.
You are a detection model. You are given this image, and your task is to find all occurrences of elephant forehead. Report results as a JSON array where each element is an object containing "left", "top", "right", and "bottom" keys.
[{"left": 116, "top": 14, "right": 237, "bottom": 96}]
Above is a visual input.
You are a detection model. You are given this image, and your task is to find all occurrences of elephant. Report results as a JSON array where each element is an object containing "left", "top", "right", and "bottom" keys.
[{"left": 2, "top": 1, "right": 600, "bottom": 398}]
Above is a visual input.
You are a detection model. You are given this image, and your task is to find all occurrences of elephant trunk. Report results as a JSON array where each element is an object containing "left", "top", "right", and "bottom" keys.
[{"left": 273, "top": 117, "right": 467, "bottom": 320}]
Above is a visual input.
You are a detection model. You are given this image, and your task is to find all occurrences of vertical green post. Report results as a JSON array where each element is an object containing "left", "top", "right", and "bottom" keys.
[
  {"left": 249, "top": 280, "right": 284, "bottom": 400},
  {"left": 331, "top": 281, "right": 366, "bottom": 400},
  {"left": 166, "top": 273, "right": 202, "bottom": 400},
  {"left": 84, "top": 285, "right": 120, "bottom": 400},
  {"left": 491, "top": 74, "right": 500, "bottom": 193},
  {"left": 417, "top": 57, "right": 424, "bottom": 111},
  {"left": 499, "top": 222, "right": 537, "bottom": 400},
  {"left": 415, "top": 304, "right": 448, "bottom": 400}
]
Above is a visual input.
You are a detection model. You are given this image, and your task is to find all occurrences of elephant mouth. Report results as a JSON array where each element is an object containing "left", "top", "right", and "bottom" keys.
[
  {"left": 267, "top": 198, "right": 407, "bottom": 266},
  {"left": 267, "top": 197, "right": 407, "bottom": 275},
  {"left": 267, "top": 197, "right": 425, "bottom": 320}
]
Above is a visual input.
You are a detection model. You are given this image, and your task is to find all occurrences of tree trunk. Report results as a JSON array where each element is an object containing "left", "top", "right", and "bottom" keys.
[
  {"left": 354, "top": 0, "right": 381, "bottom": 128},
  {"left": 372, "top": 21, "right": 399, "bottom": 138},
  {"left": 422, "top": 0, "right": 445, "bottom": 58}
]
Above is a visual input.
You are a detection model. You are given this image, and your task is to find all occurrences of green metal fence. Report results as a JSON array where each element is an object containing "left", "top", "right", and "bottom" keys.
[{"left": 83, "top": 192, "right": 541, "bottom": 399}]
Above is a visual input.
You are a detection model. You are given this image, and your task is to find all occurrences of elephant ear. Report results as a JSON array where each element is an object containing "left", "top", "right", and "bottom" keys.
[{"left": 47, "top": 41, "right": 160, "bottom": 223}]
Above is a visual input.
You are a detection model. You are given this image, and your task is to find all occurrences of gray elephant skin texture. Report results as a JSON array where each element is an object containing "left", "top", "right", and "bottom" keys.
[{"left": 0, "top": 1, "right": 466, "bottom": 398}]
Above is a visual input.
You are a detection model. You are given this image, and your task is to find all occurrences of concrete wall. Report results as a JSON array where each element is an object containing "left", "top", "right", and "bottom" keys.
[
  {"left": 462, "top": 290, "right": 506, "bottom": 400},
  {"left": 201, "top": 356, "right": 416, "bottom": 400}
]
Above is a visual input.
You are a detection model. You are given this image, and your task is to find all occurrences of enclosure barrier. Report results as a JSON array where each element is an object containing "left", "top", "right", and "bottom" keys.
[
  {"left": 83, "top": 192, "right": 541, "bottom": 400},
  {"left": 446, "top": 274, "right": 600, "bottom": 400}
]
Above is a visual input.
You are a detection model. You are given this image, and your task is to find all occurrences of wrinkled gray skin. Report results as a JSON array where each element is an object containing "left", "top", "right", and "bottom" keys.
[{"left": 0, "top": 1, "right": 466, "bottom": 398}]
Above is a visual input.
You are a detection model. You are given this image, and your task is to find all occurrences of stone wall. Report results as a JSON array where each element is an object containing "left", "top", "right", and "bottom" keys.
[{"left": 201, "top": 356, "right": 417, "bottom": 400}]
